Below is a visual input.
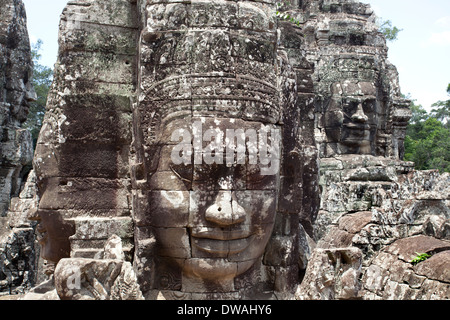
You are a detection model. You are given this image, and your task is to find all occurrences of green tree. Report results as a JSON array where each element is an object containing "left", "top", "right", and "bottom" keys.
[
  {"left": 275, "top": 2, "right": 301, "bottom": 26},
  {"left": 23, "top": 39, "right": 53, "bottom": 148},
  {"left": 430, "top": 84, "right": 450, "bottom": 127},
  {"left": 377, "top": 18, "right": 402, "bottom": 42},
  {"left": 403, "top": 135, "right": 416, "bottom": 163},
  {"left": 404, "top": 102, "right": 450, "bottom": 173},
  {"left": 409, "top": 101, "right": 428, "bottom": 125},
  {"left": 404, "top": 101, "right": 429, "bottom": 163}
]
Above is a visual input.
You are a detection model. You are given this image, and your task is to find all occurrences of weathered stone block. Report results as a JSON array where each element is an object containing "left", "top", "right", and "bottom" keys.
[
  {"left": 60, "top": 24, "right": 138, "bottom": 55},
  {"left": 59, "top": 52, "right": 135, "bottom": 84},
  {"left": 61, "top": 0, "right": 139, "bottom": 28},
  {"left": 38, "top": 177, "right": 130, "bottom": 213}
]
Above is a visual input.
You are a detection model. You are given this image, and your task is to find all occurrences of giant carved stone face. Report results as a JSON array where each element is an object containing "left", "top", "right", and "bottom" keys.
[
  {"left": 133, "top": 0, "right": 297, "bottom": 297},
  {"left": 324, "top": 81, "right": 378, "bottom": 155},
  {"left": 134, "top": 117, "right": 281, "bottom": 292}
]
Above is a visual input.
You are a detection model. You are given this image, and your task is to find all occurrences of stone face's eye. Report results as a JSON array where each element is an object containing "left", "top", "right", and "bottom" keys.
[
  {"left": 362, "top": 99, "right": 376, "bottom": 120},
  {"left": 342, "top": 101, "right": 357, "bottom": 122}
]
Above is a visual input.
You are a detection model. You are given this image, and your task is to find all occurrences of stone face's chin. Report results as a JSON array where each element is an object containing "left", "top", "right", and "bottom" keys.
[
  {"left": 182, "top": 257, "right": 257, "bottom": 283},
  {"left": 341, "top": 126, "right": 370, "bottom": 145}
]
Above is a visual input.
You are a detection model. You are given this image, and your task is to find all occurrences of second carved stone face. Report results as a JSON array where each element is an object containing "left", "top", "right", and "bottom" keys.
[
  {"left": 325, "top": 81, "right": 378, "bottom": 155},
  {"left": 340, "top": 96, "right": 377, "bottom": 153}
]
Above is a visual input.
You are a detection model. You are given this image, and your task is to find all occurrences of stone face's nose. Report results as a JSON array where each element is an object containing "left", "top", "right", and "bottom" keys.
[
  {"left": 352, "top": 103, "right": 369, "bottom": 123},
  {"left": 205, "top": 191, "right": 246, "bottom": 226}
]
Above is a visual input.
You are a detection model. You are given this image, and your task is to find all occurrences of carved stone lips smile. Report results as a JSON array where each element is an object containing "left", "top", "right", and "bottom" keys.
[
  {"left": 344, "top": 123, "right": 371, "bottom": 130},
  {"left": 191, "top": 228, "right": 252, "bottom": 241},
  {"left": 190, "top": 228, "right": 254, "bottom": 255}
]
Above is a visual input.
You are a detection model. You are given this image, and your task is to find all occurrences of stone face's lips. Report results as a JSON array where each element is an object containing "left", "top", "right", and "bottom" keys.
[
  {"left": 190, "top": 228, "right": 252, "bottom": 241},
  {"left": 342, "top": 123, "right": 372, "bottom": 142},
  {"left": 191, "top": 235, "right": 255, "bottom": 255},
  {"left": 190, "top": 228, "right": 255, "bottom": 255},
  {"left": 344, "top": 123, "right": 371, "bottom": 130}
]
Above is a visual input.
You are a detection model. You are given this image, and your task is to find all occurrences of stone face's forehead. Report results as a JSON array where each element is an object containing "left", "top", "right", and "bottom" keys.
[
  {"left": 139, "top": 0, "right": 281, "bottom": 131},
  {"left": 140, "top": 73, "right": 281, "bottom": 125},
  {"left": 332, "top": 81, "right": 377, "bottom": 98},
  {"left": 151, "top": 116, "right": 280, "bottom": 144}
]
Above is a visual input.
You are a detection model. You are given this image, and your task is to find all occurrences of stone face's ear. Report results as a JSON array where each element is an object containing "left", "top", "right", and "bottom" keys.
[{"left": 278, "top": 149, "right": 303, "bottom": 215}]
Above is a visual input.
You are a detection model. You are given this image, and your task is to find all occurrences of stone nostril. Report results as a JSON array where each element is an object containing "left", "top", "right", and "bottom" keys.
[{"left": 205, "top": 204, "right": 233, "bottom": 226}]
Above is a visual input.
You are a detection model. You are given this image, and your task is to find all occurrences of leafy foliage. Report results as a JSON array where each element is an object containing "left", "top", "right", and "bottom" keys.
[
  {"left": 276, "top": 2, "right": 301, "bottom": 26},
  {"left": 377, "top": 19, "right": 403, "bottom": 42},
  {"left": 23, "top": 40, "right": 53, "bottom": 148},
  {"left": 410, "top": 252, "right": 432, "bottom": 266},
  {"left": 430, "top": 84, "right": 450, "bottom": 125},
  {"left": 404, "top": 85, "right": 450, "bottom": 173}
]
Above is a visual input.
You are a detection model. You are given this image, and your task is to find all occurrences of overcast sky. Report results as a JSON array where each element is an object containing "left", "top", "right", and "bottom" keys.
[{"left": 22, "top": 0, "right": 450, "bottom": 110}]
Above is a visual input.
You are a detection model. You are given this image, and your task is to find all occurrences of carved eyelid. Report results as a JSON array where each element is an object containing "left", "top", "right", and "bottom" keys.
[{"left": 170, "top": 164, "right": 266, "bottom": 184}]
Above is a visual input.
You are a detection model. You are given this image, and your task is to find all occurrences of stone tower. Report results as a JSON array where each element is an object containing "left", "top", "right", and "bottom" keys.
[{"left": 0, "top": 0, "right": 37, "bottom": 295}]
